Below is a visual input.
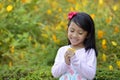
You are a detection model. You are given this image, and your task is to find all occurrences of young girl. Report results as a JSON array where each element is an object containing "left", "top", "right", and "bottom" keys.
[{"left": 51, "top": 12, "right": 98, "bottom": 80}]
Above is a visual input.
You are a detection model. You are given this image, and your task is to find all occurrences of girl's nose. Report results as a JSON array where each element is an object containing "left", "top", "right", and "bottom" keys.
[{"left": 72, "top": 32, "right": 78, "bottom": 37}]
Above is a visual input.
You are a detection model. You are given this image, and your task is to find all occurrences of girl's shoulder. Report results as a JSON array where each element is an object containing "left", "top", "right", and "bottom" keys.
[
  {"left": 86, "top": 48, "right": 96, "bottom": 57},
  {"left": 87, "top": 48, "right": 95, "bottom": 53},
  {"left": 76, "top": 48, "right": 95, "bottom": 55}
]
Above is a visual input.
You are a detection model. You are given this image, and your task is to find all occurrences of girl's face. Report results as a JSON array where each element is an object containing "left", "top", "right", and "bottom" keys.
[{"left": 68, "top": 22, "right": 88, "bottom": 48}]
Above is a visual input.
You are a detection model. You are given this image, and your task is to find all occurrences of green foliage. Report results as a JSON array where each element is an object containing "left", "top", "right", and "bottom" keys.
[
  {"left": 0, "top": 65, "right": 57, "bottom": 80},
  {"left": 95, "top": 68, "right": 120, "bottom": 80},
  {"left": 0, "top": 0, "right": 120, "bottom": 79}
]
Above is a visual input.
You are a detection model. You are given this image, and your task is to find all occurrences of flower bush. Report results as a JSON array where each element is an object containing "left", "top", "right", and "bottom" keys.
[{"left": 0, "top": 0, "right": 120, "bottom": 79}]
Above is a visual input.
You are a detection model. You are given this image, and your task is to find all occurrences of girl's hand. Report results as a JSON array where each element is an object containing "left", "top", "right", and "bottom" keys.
[{"left": 64, "top": 48, "right": 75, "bottom": 65}]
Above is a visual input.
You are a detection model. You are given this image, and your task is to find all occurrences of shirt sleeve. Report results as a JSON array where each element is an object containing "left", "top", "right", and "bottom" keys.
[
  {"left": 71, "top": 49, "right": 97, "bottom": 80},
  {"left": 51, "top": 47, "right": 69, "bottom": 78}
]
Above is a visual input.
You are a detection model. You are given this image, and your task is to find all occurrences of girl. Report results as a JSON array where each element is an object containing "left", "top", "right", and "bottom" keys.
[{"left": 51, "top": 12, "right": 98, "bottom": 80}]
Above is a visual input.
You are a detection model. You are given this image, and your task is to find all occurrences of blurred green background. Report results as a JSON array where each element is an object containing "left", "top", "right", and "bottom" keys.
[{"left": 0, "top": 0, "right": 120, "bottom": 79}]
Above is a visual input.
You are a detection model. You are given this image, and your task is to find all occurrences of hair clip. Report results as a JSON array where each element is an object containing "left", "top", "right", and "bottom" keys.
[{"left": 68, "top": 12, "right": 78, "bottom": 20}]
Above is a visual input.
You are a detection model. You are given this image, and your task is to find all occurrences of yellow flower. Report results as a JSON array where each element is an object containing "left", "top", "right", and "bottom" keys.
[
  {"left": 102, "top": 53, "right": 106, "bottom": 62},
  {"left": 58, "top": 8, "right": 62, "bottom": 12},
  {"left": 21, "top": 0, "right": 31, "bottom": 3},
  {"left": 52, "top": 34, "right": 60, "bottom": 44},
  {"left": 102, "top": 39, "right": 106, "bottom": 45},
  {"left": 6, "top": 5, "right": 13, "bottom": 12},
  {"left": 10, "top": 46, "right": 14, "bottom": 53},
  {"left": 34, "top": 5, "right": 39, "bottom": 12},
  {"left": 116, "top": 60, "right": 120, "bottom": 69},
  {"left": 47, "top": 9, "right": 52, "bottom": 15},
  {"left": 102, "top": 39, "right": 107, "bottom": 49},
  {"left": 99, "top": 0, "right": 103, "bottom": 5},
  {"left": 60, "top": 21, "right": 65, "bottom": 26},
  {"left": 70, "top": 7, "right": 75, "bottom": 11},
  {"left": 9, "top": 61, "right": 12, "bottom": 67},
  {"left": 41, "top": 33, "right": 48, "bottom": 38},
  {"left": 41, "top": 44, "right": 45, "bottom": 49},
  {"left": 57, "top": 21, "right": 67, "bottom": 30},
  {"left": 82, "top": 0, "right": 88, "bottom": 7},
  {"left": 90, "top": 14, "right": 95, "bottom": 20},
  {"left": 52, "top": 34, "right": 57, "bottom": 41},
  {"left": 111, "top": 41, "right": 117, "bottom": 46},
  {"left": 21, "top": 0, "right": 27, "bottom": 3},
  {"left": 51, "top": 1, "right": 58, "bottom": 8},
  {"left": 112, "top": 5, "right": 118, "bottom": 11},
  {"left": 56, "top": 25, "right": 61, "bottom": 30},
  {"left": 75, "top": 3, "right": 79, "bottom": 11},
  {"left": 98, "top": 30, "right": 104, "bottom": 39},
  {"left": 114, "top": 26, "right": 119, "bottom": 33},
  {"left": 102, "top": 44, "right": 107, "bottom": 49},
  {"left": 68, "top": 48, "right": 76, "bottom": 53},
  {"left": 0, "top": 3, "right": 3, "bottom": 10},
  {"left": 20, "top": 53, "right": 24, "bottom": 59},
  {"left": 106, "top": 16, "right": 112, "bottom": 24},
  {"left": 109, "top": 65, "right": 113, "bottom": 70},
  {"left": 67, "top": 0, "right": 76, "bottom": 4}
]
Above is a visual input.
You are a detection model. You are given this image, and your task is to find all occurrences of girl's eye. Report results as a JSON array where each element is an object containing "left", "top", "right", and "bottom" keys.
[
  {"left": 70, "top": 29, "right": 74, "bottom": 32},
  {"left": 79, "top": 32, "right": 83, "bottom": 35}
]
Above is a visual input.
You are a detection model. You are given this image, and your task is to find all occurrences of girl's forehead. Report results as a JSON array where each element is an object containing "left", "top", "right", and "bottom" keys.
[{"left": 69, "top": 22, "right": 84, "bottom": 31}]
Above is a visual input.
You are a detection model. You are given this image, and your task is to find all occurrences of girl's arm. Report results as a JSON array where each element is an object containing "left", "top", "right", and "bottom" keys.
[
  {"left": 71, "top": 49, "right": 96, "bottom": 79},
  {"left": 51, "top": 47, "right": 69, "bottom": 78}
]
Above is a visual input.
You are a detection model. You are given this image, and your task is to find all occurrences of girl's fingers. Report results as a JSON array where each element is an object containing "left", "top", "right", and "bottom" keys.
[
  {"left": 64, "top": 48, "right": 76, "bottom": 65},
  {"left": 64, "top": 54, "right": 71, "bottom": 65}
]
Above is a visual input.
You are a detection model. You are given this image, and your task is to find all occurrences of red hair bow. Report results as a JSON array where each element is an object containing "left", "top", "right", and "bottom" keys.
[{"left": 68, "top": 12, "right": 77, "bottom": 20}]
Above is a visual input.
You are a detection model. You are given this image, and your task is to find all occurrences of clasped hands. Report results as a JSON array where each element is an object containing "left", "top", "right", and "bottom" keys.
[{"left": 64, "top": 48, "right": 75, "bottom": 65}]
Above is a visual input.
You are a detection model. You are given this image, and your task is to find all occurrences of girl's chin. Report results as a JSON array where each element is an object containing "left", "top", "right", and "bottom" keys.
[{"left": 71, "top": 43, "right": 79, "bottom": 46}]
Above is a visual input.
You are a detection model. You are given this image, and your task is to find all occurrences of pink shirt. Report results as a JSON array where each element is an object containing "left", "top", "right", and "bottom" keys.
[{"left": 51, "top": 45, "right": 97, "bottom": 80}]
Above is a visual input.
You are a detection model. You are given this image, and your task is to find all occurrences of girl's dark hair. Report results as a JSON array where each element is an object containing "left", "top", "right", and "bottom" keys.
[{"left": 68, "top": 12, "right": 98, "bottom": 56}]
